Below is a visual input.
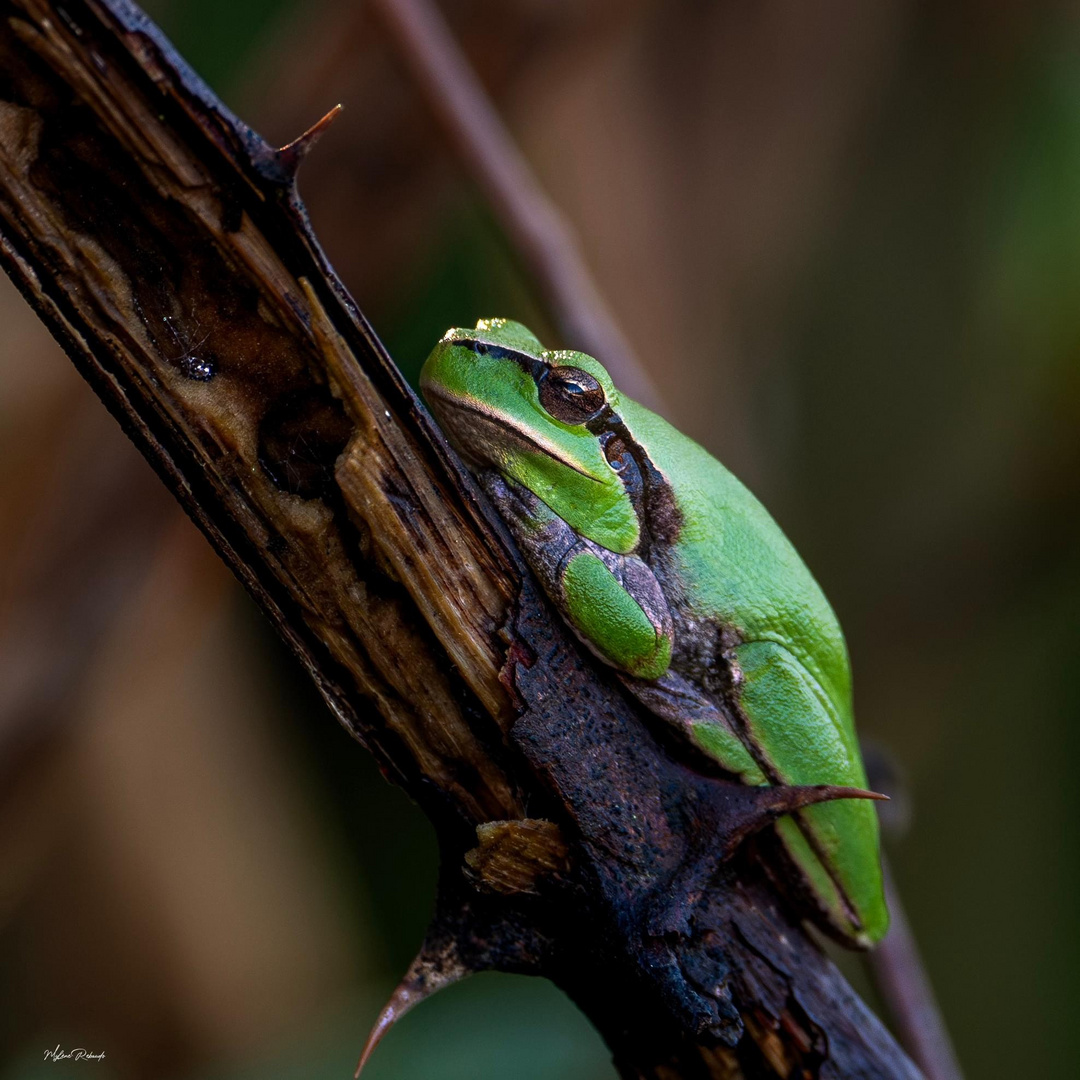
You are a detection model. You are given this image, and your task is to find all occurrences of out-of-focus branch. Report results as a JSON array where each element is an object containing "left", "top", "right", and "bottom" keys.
[
  {"left": 862, "top": 749, "right": 964, "bottom": 1080},
  {"left": 0, "top": 2, "right": 921, "bottom": 1077},
  {"left": 870, "top": 859, "right": 965, "bottom": 1080},
  {"left": 367, "top": 0, "right": 662, "bottom": 409},
  {"left": 241, "top": 0, "right": 630, "bottom": 323}
]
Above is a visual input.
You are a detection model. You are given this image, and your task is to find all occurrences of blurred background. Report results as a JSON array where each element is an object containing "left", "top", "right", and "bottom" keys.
[{"left": 1, "top": 0, "right": 1078, "bottom": 1077}]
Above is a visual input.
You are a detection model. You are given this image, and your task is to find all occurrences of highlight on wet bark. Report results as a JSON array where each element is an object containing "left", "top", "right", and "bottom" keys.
[{"left": 0, "top": 2, "right": 924, "bottom": 1078}]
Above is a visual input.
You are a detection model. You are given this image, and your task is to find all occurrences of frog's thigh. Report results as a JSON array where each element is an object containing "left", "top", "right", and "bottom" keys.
[
  {"left": 733, "top": 641, "right": 863, "bottom": 789},
  {"left": 734, "top": 640, "right": 887, "bottom": 941},
  {"left": 562, "top": 552, "right": 671, "bottom": 680}
]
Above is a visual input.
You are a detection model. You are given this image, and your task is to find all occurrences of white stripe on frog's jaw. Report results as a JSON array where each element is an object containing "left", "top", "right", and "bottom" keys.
[{"left": 421, "top": 381, "right": 610, "bottom": 485}]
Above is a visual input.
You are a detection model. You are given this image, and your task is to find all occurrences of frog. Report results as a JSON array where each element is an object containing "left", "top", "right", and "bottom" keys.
[{"left": 419, "top": 318, "right": 888, "bottom": 948}]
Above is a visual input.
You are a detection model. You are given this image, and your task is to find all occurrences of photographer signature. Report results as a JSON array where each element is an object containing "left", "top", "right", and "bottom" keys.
[{"left": 43, "top": 1045, "right": 105, "bottom": 1063}]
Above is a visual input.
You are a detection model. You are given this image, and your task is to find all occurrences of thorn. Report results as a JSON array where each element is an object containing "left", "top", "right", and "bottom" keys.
[
  {"left": 277, "top": 103, "right": 343, "bottom": 176},
  {"left": 775, "top": 784, "right": 889, "bottom": 809},
  {"left": 354, "top": 942, "right": 470, "bottom": 1077},
  {"left": 720, "top": 783, "right": 888, "bottom": 858}
]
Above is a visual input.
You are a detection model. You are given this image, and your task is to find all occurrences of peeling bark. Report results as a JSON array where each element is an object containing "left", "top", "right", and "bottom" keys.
[{"left": 0, "top": 2, "right": 922, "bottom": 1077}]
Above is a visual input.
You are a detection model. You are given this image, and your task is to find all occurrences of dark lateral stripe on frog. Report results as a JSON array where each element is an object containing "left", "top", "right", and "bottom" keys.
[
  {"left": 452, "top": 335, "right": 683, "bottom": 552},
  {"left": 584, "top": 411, "right": 682, "bottom": 551},
  {"left": 449, "top": 337, "right": 548, "bottom": 379}
]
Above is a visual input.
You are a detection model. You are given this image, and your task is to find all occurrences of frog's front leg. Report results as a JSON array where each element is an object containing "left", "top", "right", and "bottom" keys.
[
  {"left": 483, "top": 473, "right": 750, "bottom": 759},
  {"left": 482, "top": 474, "right": 672, "bottom": 680}
]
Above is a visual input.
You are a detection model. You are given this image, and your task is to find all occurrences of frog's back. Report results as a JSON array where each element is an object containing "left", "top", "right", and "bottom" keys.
[
  {"left": 623, "top": 399, "right": 854, "bottom": 731},
  {"left": 625, "top": 400, "right": 888, "bottom": 945}
]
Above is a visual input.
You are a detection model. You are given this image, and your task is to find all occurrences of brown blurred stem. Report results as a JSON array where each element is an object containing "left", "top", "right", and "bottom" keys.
[
  {"left": 367, "top": 0, "right": 662, "bottom": 409},
  {"left": 0, "top": 1, "right": 920, "bottom": 1077},
  {"left": 869, "top": 858, "right": 965, "bottom": 1080}
]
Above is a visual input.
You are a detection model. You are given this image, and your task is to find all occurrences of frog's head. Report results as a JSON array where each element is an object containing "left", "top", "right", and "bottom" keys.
[{"left": 420, "top": 318, "right": 641, "bottom": 554}]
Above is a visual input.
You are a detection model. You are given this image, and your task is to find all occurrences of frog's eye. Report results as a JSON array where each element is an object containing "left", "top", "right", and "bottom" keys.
[{"left": 537, "top": 366, "right": 606, "bottom": 425}]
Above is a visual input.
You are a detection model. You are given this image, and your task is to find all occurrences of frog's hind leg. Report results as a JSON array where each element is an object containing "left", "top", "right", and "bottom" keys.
[
  {"left": 641, "top": 762, "right": 885, "bottom": 938},
  {"left": 624, "top": 669, "right": 885, "bottom": 936},
  {"left": 731, "top": 639, "right": 890, "bottom": 946}
]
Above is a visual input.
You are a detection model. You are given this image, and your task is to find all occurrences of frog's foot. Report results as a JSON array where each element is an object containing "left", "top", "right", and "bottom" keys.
[
  {"left": 620, "top": 668, "right": 765, "bottom": 783},
  {"left": 620, "top": 669, "right": 725, "bottom": 744},
  {"left": 623, "top": 669, "right": 886, "bottom": 818},
  {"left": 484, "top": 473, "right": 674, "bottom": 680},
  {"left": 626, "top": 667, "right": 885, "bottom": 940}
]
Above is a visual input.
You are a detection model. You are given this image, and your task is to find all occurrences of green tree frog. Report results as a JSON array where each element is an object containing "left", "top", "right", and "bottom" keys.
[{"left": 420, "top": 318, "right": 888, "bottom": 948}]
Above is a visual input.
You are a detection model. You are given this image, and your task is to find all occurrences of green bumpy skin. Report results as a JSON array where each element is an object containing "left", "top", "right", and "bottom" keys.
[
  {"left": 419, "top": 318, "right": 888, "bottom": 947},
  {"left": 562, "top": 552, "right": 672, "bottom": 680}
]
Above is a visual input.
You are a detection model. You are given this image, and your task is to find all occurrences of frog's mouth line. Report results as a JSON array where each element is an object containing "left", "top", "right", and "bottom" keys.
[{"left": 422, "top": 384, "right": 606, "bottom": 484}]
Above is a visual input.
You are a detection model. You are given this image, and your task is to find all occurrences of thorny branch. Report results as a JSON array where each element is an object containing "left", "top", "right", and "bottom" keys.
[
  {"left": 870, "top": 861, "right": 964, "bottom": 1080},
  {"left": 0, "top": 1, "right": 923, "bottom": 1077}
]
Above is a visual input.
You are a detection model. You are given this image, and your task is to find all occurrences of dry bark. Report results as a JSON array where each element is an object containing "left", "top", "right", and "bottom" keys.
[{"left": 0, "top": 2, "right": 922, "bottom": 1077}]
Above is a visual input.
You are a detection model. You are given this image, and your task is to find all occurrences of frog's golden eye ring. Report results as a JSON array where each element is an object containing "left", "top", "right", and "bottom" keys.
[{"left": 538, "top": 365, "right": 606, "bottom": 425}]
